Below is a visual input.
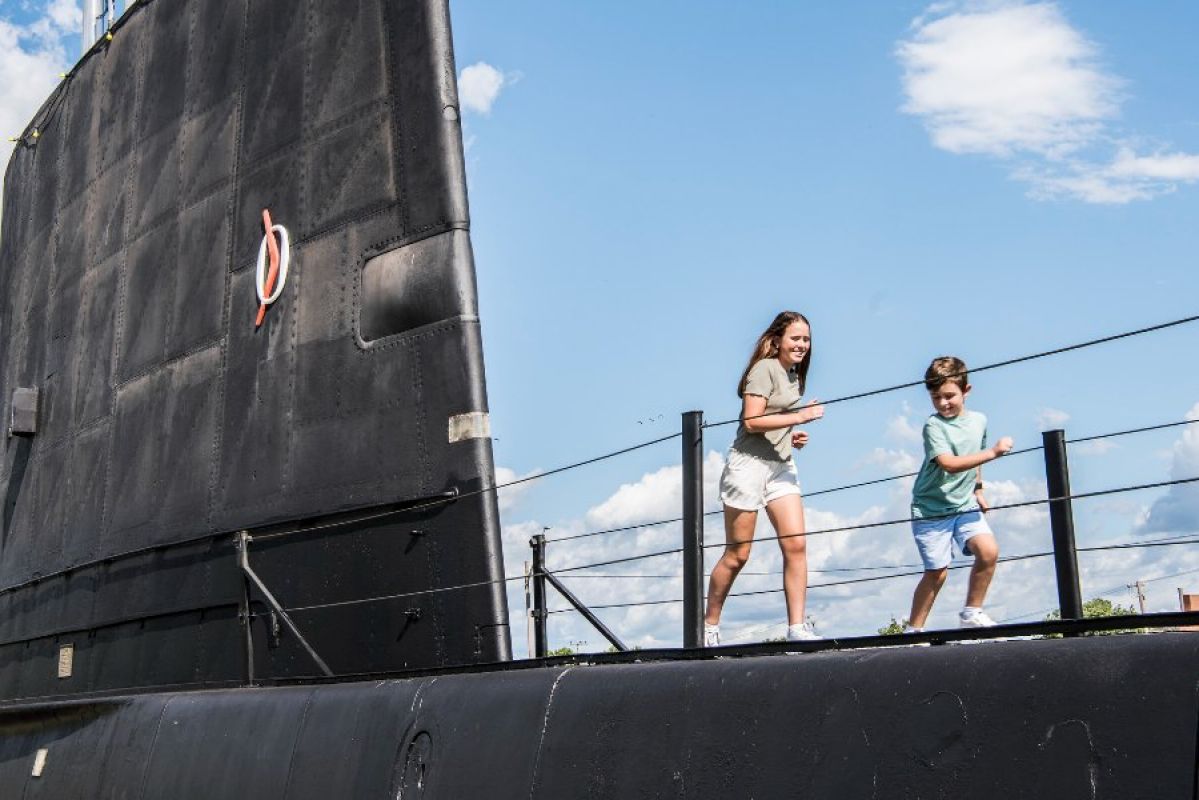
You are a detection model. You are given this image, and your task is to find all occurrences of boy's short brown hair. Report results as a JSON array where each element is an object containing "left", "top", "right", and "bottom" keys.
[{"left": 924, "top": 356, "right": 968, "bottom": 392}]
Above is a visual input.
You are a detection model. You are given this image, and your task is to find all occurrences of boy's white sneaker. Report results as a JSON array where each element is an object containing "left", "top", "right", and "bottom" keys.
[
  {"left": 703, "top": 624, "right": 721, "bottom": 647},
  {"left": 959, "top": 608, "right": 997, "bottom": 628},
  {"left": 786, "top": 622, "right": 821, "bottom": 642}
]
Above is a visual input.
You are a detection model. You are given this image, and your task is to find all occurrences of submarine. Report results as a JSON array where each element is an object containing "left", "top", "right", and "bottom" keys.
[{"left": 1, "top": 0, "right": 1197, "bottom": 796}]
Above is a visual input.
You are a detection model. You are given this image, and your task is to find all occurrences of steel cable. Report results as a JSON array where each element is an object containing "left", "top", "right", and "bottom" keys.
[
  {"left": 705, "top": 313, "right": 1199, "bottom": 428},
  {"left": 543, "top": 418, "right": 1199, "bottom": 546},
  {"left": 546, "top": 538, "right": 1199, "bottom": 613},
  {"left": 550, "top": 474, "right": 1199, "bottom": 573}
]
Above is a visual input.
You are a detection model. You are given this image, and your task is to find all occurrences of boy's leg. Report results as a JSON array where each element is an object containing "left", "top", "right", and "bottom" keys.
[
  {"left": 704, "top": 506, "right": 757, "bottom": 625},
  {"left": 909, "top": 517, "right": 952, "bottom": 628},
  {"left": 963, "top": 532, "right": 999, "bottom": 608},
  {"left": 909, "top": 569, "right": 948, "bottom": 629}
]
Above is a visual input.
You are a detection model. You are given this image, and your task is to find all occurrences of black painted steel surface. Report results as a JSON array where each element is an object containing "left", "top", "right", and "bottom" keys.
[
  {"left": 0, "top": 0, "right": 509, "bottom": 700},
  {"left": 0, "top": 635, "right": 1196, "bottom": 798}
]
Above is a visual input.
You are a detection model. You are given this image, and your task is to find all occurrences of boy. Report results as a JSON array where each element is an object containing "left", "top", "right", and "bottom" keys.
[{"left": 905, "top": 357, "right": 1013, "bottom": 631}]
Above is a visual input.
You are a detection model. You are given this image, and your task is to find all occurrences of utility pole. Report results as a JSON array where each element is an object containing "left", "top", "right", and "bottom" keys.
[{"left": 1128, "top": 580, "right": 1147, "bottom": 614}]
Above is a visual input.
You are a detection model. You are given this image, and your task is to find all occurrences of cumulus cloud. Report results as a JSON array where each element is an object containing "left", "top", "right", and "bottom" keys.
[
  {"left": 886, "top": 406, "right": 923, "bottom": 445},
  {"left": 897, "top": 2, "right": 1199, "bottom": 204},
  {"left": 898, "top": 2, "right": 1117, "bottom": 158},
  {"left": 1139, "top": 403, "right": 1199, "bottom": 533},
  {"left": 1073, "top": 438, "right": 1116, "bottom": 457},
  {"left": 858, "top": 447, "right": 920, "bottom": 475},
  {"left": 585, "top": 452, "right": 722, "bottom": 529},
  {"left": 0, "top": 1, "right": 76, "bottom": 165},
  {"left": 1036, "top": 407, "right": 1070, "bottom": 431},
  {"left": 458, "top": 61, "right": 514, "bottom": 116},
  {"left": 493, "top": 466, "right": 540, "bottom": 513}
]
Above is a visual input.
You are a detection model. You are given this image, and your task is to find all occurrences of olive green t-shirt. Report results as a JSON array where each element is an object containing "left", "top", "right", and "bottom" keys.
[
  {"left": 731, "top": 359, "right": 802, "bottom": 462},
  {"left": 911, "top": 410, "right": 988, "bottom": 518}
]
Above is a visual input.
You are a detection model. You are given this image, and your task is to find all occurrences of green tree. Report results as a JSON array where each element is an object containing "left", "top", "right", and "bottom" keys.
[
  {"left": 547, "top": 646, "right": 575, "bottom": 656},
  {"left": 878, "top": 617, "right": 907, "bottom": 636},
  {"left": 1044, "top": 597, "right": 1141, "bottom": 636}
]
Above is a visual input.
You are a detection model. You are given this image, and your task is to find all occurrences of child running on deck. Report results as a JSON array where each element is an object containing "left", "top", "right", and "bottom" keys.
[{"left": 905, "top": 357, "right": 1013, "bottom": 632}]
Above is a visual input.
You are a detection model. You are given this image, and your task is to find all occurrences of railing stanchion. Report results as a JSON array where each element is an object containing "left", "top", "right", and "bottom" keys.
[
  {"left": 682, "top": 411, "right": 705, "bottom": 648},
  {"left": 1043, "top": 429, "right": 1083, "bottom": 621},
  {"left": 531, "top": 534, "right": 548, "bottom": 657}
]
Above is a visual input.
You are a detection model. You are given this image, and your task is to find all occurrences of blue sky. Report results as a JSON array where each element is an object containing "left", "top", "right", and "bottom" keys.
[{"left": 4, "top": 1, "right": 1199, "bottom": 652}]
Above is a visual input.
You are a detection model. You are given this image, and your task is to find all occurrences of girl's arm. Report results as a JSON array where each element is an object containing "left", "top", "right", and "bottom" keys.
[
  {"left": 934, "top": 437, "right": 1013, "bottom": 473},
  {"left": 740, "top": 394, "right": 823, "bottom": 433}
]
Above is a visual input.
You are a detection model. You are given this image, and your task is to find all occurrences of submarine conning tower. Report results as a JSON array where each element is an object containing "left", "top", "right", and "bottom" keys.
[{"left": 0, "top": 0, "right": 510, "bottom": 703}]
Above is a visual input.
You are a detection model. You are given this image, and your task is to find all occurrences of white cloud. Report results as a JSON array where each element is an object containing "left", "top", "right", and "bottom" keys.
[
  {"left": 494, "top": 466, "right": 539, "bottom": 513},
  {"left": 0, "top": 2, "right": 76, "bottom": 166},
  {"left": 1140, "top": 403, "right": 1199, "bottom": 534},
  {"left": 1036, "top": 406, "right": 1070, "bottom": 431},
  {"left": 458, "top": 61, "right": 513, "bottom": 116},
  {"left": 858, "top": 447, "right": 920, "bottom": 475},
  {"left": 1073, "top": 438, "right": 1116, "bottom": 457},
  {"left": 1109, "top": 147, "right": 1199, "bottom": 181},
  {"left": 585, "top": 452, "right": 722, "bottom": 529},
  {"left": 897, "top": 2, "right": 1199, "bottom": 204},
  {"left": 886, "top": 405, "right": 923, "bottom": 445},
  {"left": 898, "top": 2, "right": 1117, "bottom": 159}
]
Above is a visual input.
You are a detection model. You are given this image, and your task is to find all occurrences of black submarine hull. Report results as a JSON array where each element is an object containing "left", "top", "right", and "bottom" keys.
[{"left": 2, "top": 634, "right": 1196, "bottom": 797}]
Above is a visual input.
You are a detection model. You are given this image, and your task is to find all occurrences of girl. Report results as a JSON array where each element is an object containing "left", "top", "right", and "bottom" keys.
[{"left": 704, "top": 311, "right": 824, "bottom": 645}]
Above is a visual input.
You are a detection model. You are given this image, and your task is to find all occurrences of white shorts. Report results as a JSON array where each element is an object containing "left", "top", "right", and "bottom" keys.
[{"left": 719, "top": 449, "right": 802, "bottom": 511}]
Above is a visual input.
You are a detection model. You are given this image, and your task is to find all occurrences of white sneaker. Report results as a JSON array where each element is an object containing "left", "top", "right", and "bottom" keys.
[
  {"left": 704, "top": 624, "right": 721, "bottom": 647},
  {"left": 901, "top": 622, "right": 930, "bottom": 646},
  {"left": 786, "top": 622, "right": 821, "bottom": 642},
  {"left": 959, "top": 608, "right": 997, "bottom": 628}
]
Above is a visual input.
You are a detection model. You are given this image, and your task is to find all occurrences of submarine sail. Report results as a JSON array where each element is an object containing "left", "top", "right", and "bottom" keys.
[{"left": 0, "top": 0, "right": 509, "bottom": 701}]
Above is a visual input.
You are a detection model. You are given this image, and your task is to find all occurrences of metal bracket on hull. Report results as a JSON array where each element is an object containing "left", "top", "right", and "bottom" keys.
[{"left": 236, "top": 531, "right": 334, "bottom": 678}]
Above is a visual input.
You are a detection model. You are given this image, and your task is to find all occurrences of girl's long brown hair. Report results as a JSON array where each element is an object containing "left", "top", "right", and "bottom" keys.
[{"left": 736, "top": 311, "right": 812, "bottom": 398}]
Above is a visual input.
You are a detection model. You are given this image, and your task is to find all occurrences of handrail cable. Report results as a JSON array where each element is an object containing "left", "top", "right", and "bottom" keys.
[
  {"left": 251, "top": 431, "right": 681, "bottom": 544},
  {"left": 546, "top": 537, "right": 1199, "bottom": 612},
  {"left": 544, "top": 417, "right": 1199, "bottom": 546},
  {"left": 550, "top": 474, "right": 1199, "bottom": 574},
  {"left": 705, "top": 313, "right": 1199, "bottom": 428}
]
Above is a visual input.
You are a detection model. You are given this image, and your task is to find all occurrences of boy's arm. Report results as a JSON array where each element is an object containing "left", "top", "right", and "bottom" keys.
[
  {"left": 974, "top": 465, "right": 988, "bottom": 512},
  {"left": 933, "top": 437, "right": 1014, "bottom": 474}
]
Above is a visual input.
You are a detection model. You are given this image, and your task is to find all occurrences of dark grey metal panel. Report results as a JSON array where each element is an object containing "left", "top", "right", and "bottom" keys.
[
  {"left": 1, "top": 635, "right": 1197, "bottom": 798},
  {"left": 531, "top": 636, "right": 1199, "bottom": 798},
  {"left": 0, "top": 0, "right": 508, "bottom": 699}
]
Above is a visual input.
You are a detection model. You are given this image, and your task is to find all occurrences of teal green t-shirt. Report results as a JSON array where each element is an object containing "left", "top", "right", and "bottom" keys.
[{"left": 911, "top": 410, "right": 988, "bottom": 518}]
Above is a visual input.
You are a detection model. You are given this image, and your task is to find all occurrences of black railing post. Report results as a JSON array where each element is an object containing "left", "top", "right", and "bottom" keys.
[
  {"left": 1043, "top": 429, "right": 1083, "bottom": 620},
  {"left": 531, "top": 534, "right": 548, "bottom": 657},
  {"left": 682, "top": 410, "right": 705, "bottom": 648}
]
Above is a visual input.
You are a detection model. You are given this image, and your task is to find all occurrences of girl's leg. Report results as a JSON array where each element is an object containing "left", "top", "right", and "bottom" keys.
[
  {"left": 704, "top": 506, "right": 757, "bottom": 625},
  {"left": 964, "top": 533, "right": 999, "bottom": 608},
  {"left": 765, "top": 494, "right": 807, "bottom": 625},
  {"left": 909, "top": 569, "right": 948, "bottom": 628}
]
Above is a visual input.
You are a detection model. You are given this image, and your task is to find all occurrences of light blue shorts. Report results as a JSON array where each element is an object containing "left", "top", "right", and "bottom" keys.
[{"left": 911, "top": 509, "right": 993, "bottom": 570}]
